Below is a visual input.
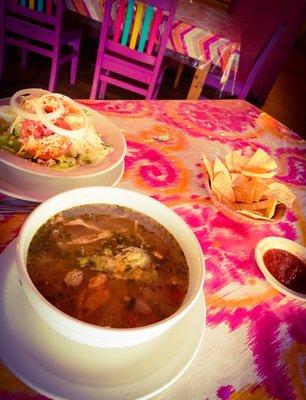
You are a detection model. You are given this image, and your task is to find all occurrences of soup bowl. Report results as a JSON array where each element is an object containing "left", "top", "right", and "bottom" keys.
[{"left": 16, "top": 186, "right": 205, "bottom": 348}]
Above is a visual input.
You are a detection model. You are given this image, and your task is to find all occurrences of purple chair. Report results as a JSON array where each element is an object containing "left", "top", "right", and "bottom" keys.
[
  {"left": 0, "top": 0, "right": 82, "bottom": 92},
  {"left": 204, "top": 24, "right": 286, "bottom": 99},
  {"left": 90, "top": 0, "right": 178, "bottom": 100}
]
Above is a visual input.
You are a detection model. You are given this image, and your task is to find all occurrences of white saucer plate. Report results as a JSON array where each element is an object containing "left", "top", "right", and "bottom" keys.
[
  {"left": 0, "top": 160, "right": 125, "bottom": 202},
  {"left": 0, "top": 240, "right": 206, "bottom": 400}
]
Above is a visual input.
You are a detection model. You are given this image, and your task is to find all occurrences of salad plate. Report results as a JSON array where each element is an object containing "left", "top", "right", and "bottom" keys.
[
  {"left": 0, "top": 93, "right": 126, "bottom": 177},
  {"left": 0, "top": 160, "right": 125, "bottom": 202},
  {"left": 0, "top": 239, "right": 206, "bottom": 400},
  {"left": 0, "top": 91, "right": 127, "bottom": 201}
]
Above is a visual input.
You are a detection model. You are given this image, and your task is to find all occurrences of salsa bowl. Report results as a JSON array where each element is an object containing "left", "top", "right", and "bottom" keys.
[
  {"left": 255, "top": 236, "right": 306, "bottom": 301},
  {"left": 16, "top": 186, "right": 205, "bottom": 348}
]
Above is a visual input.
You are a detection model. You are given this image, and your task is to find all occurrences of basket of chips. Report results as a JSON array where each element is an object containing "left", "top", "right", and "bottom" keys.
[{"left": 202, "top": 148, "right": 296, "bottom": 224}]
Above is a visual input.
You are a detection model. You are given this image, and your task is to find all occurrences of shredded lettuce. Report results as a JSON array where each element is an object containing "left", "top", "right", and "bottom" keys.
[
  {"left": 0, "top": 133, "right": 21, "bottom": 153},
  {"left": 0, "top": 101, "right": 113, "bottom": 170}
]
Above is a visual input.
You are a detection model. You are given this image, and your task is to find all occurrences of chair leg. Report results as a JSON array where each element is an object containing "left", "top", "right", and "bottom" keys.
[
  {"left": 98, "top": 70, "right": 109, "bottom": 99},
  {"left": 149, "top": 66, "right": 165, "bottom": 100},
  {"left": 152, "top": 73, "right": 164, "bottom": 99},
  {"left": 174, "top": 62, "right": 184, "bottom": 88},
  {"left": 146, "top": 75, "right": 159, "bottom": 99},
  {"left": 70, "top": 35, "right": 81, "bottom": 85},
  {"left": 0, "top": 44, "right": 6, "bottom": 83},
  {"left": 90, "top": 62, "right": 102, "bottom": 100},
  {"left": 49, "top": 48, "right": 61, "bottom": 92},
  {"left": 21, "top": 49, "right": 28, "bottom": 68},
  {"left": 98, "top": 81, "right": 107, "bottom": 99},
  {"left": 0, "top": 1, "right": 5, "bottom": 83},
  {"left": 21, "top": 40, "right": 28, "bottom": 68}
]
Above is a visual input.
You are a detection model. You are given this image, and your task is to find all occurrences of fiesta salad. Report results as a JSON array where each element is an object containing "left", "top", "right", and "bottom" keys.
[{"left": 0, "top": 89, "right": 113, "bottom": 170}]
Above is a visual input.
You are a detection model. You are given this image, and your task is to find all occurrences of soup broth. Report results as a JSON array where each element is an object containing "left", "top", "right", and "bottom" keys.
[{"left": 27, "top": 204, "right": 189, "bottom": 328}]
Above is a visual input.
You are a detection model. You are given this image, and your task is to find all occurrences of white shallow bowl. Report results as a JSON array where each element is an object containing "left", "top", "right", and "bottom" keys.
[
  {"left": 16, "top": 186, "right": 205, "bottom": 348},
  {"left": 0, "top": 160, "right": 125, "bottom": 202},
  {"left": 255, "top": 236, "right": 306, "bottom": 301},
  {"left": 0, "top": 98, "right": 126, "bottom": 196}
]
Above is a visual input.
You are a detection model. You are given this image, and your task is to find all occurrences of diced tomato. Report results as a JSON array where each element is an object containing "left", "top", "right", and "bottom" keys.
[
  {"left": 23, "top": 136, "right": 72, "bottom": 160},
  {"left": 44, "top": 105, "right": 55, "bottom": 113},
  {"left": 55, "top": 118, "right": 71, "bottom": 130},
  {"left": 35, "top": 146, "right": 70, "bottom": 160},
  {"left": 21, "top": 120, "right": 52, "bottom": 139}
]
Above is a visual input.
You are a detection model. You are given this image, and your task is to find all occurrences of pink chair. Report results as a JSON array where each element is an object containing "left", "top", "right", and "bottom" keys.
[
  {"left": 204, "top": 24, "right": 286, "bottom": 99},
  {"left": 90, "top": 0, "right": 178, "bottom": 100},
  {"left": 0, "top": 0, "right": 82, "bottom": 92}
]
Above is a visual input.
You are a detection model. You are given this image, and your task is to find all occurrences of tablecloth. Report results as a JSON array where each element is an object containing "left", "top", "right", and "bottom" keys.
[
  {"left": 65, "top": 0, "right": 241, "bottom": 85},
  {"left": 0, "top": 99, "right": 305, "bottom": 400}
]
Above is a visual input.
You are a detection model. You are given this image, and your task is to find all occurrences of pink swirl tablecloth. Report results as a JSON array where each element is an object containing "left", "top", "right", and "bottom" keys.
[{"left": 0, "top": 99, "right": 305, "bottom": 400}]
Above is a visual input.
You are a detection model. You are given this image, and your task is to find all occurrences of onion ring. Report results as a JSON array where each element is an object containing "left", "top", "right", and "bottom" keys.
[
  {"left": 10, "top": 88, "right": 49, "bottom": 121},
  {"left": 35, "top": 94, "right": 88, "bottom": 139},
  {"left": 33, "top": 93, "right": 65, "bottom": 121},
  {"left": 10, "top": 88, "right": 64, "bottom": 121}
]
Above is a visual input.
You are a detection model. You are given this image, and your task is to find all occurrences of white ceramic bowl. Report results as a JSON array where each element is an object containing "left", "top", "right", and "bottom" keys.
[
  {"left": 0, "top": 99, "right": 126, "bottom": 197},
  {"left": 255, "top": 236, "right": 306, "bottom": 301},
  {"left": 16, "top": 187, "right": 205, "bottom": 348}
]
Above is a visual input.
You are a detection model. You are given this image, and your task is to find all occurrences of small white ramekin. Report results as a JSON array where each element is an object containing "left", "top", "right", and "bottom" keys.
[{"left": 255, "top": 236, "right": 306, "bottom": 301}]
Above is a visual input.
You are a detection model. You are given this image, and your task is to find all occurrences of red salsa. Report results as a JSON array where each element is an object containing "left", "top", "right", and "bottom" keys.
[{"left": 263, "top": 249, "right": 306, "bottom": 294}]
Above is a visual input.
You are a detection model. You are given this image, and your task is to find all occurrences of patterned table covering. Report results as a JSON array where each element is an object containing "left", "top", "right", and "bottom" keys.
[
  {"left": 0, "top": 99, "right": 305, "bottom": 400},
  {"left": 65, "top": 0, "right": 241, "bottom": 85}
]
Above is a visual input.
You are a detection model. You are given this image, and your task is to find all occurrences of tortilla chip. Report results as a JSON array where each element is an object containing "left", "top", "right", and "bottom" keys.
[
  {"left": 236, "top": 199, "right": 277, "bottom": 219},
  {"left": 214, "top": 157, "right": 232, "bottom": 184},
  {"left": 241, "top": 170, "right": 277, "bottom": 179},
  {"left": 265, "top": 182, "right": 296, "bottom": 208},
  {"left": 232, "top": 150, "right": 248, "bottom": 172},
  {"left": 231, "top": 173, "right": 243, "bottom": 185},
  {"left": 202, "top": 154, "right": 214, "bottom": 183},
  {"left": 211, "top": 172, "right": 235, "bottom": 202},
  {"left": 233, "top": 176, "right": 257, "bottom": 204},
  {"left": 237, "top": 209, "right": 272, "bottom": 220},
  {"left": 236, "top": 198, "right": 277, "bottom": 212},
  {"left": 225, "top": 153, "right": 234, "bottom": 172},
  {"left": 251, "top": 178, "right": 269, "bottom": 202},
  {"left": 244, "top": 148, "right": 277, "bottom": 172},
  {"left": 214, "top": 156, "right": 226, "bottom": 174},
  {"left": 211, "top": 187, "right": 236, "bottom": 208},
  {"left": 261, "top": 203, "right": 278, "bottom": 219}
]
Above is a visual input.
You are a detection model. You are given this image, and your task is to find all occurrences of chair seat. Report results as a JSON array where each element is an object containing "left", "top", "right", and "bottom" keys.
[
  {"left": 101, "top": 53, "right": 154, "bottom": 84},
  {"left": 62, "top": 29, "right": 82, "bottom": 45},
  {"left": 204, "top": 71, "right": 243, "bottom": 97}
]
